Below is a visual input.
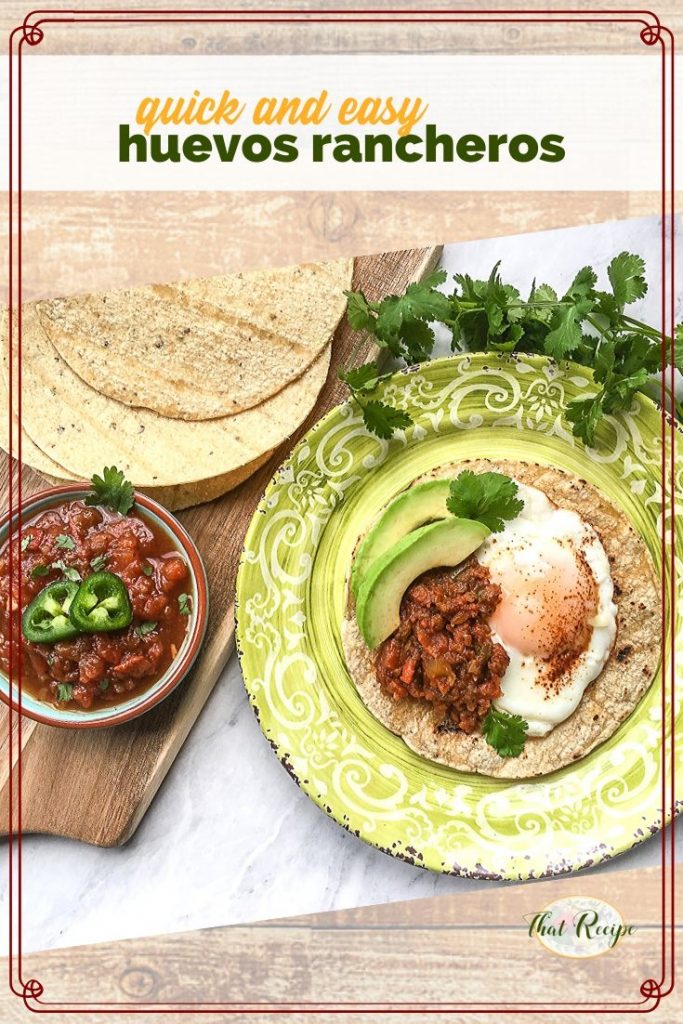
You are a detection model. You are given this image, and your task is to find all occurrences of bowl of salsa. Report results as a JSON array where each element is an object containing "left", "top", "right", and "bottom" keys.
[{"left": 0, "top": 475, "right": 209, "bottom": 728}]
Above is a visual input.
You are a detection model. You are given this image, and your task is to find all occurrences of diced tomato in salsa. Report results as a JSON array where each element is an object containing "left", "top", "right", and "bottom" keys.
[{"left": 0, "top": 501, "right": 190, "bottom": 711}]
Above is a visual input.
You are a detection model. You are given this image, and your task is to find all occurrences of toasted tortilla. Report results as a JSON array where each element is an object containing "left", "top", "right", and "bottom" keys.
[
  {"left": 0, "top": 304, "right": 72, "bottom": 480},
  {"left": 0, "top": 376, "right": 73, "bottom": 481},
  {"left": 341, "top": 458, "right": 661, "bottom": 779},
  {"left": 3, "top": 304, "right": 330, "bottom": 498},
  {"left": 35, "top": 259, "right": 352, "bottom": 421},
  {"left": 0, "top": 354, "right": 275, "bottom": 510}
]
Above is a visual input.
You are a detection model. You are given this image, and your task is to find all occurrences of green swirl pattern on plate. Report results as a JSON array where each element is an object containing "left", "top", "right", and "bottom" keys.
[{"left": 236, "top": 353, "right": 680, "bottom": 879}]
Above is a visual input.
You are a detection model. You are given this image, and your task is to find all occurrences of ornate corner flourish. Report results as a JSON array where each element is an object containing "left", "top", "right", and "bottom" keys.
[
  {"left": 20, "top": 12, "right": 45, "bottom": 47},
  {"left": 20, "top": 977, "right": 44, "bottom": 1009},
  {"left": 639, "top": 13, "right": 663, "bottom": 45},
  {"left": 640, "top": 978, "right": 663, "bottom": 1009}
]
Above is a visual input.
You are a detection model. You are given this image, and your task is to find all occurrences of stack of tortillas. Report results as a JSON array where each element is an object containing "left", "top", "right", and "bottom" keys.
[{"left": 1, "top": 259, "right": 353, "bottom": 509}]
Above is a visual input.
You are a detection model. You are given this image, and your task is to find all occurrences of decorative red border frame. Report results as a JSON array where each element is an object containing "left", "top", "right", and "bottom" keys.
[{"left": 5, "top": 5, "right": 676, "bottom": 1016}]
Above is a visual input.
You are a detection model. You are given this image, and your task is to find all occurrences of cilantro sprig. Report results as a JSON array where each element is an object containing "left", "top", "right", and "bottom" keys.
[
  {"left": 446, "top": 471, "right": 524, "bottom": 533},
  {"left": 340, "top": 270, "right": 449, "bottom": 439},
  {"left": 85, "top": 466, "right": 135, "bottom": 516},
  {"left": 482, "top": 707, "right": 528, "bottom": 758},
  {"left": 338, "top": 363, "right": 412, "bottom": 440},
  {"left": 346, "top": 269, "right": 451, "bottom": 361},
  {"left": 342, "top": 253, "right": 682, "bottom": 447}
]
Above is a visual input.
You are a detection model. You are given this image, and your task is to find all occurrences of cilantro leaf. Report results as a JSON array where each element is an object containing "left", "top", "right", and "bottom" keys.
[
  {"left": 565, "top": 265, "right": 597, "bottom": 301},
  {"left": 90, "top": 554, "right": 108, "bottom": 572},
  {"left": 544, "top": 300, "right": 592, "bottom": 361},
  {"left": 453, "top": 272, "right": 481, "bottom": 303},
  {"left": 30, "top": 564, "right": 50, "bottom": 579},
  {"left": 607, "top": 252, "right": 647, "bottom": 310},
  {"left": 602, "top": 369, "right": 650, "bottom": 413},
  {"left": 527, "top": 282, "right": 558, "bottom": 324},
  {"left": 446, "top": 470, "right": 524, "bottom": 533},
  {"left": 565, "top": 394, "right": 604, "bottom": 446},
  {"left": 346, "top": 269, "right": 450, "bottom": 362},
  {"left": 481, "top": 262, "right": 509, "bottom": 335},
  {"left": 616, "top": 333, "right": 662, "bottom": 377},
  {"left": 668, "top": 323, "right": 683, "bottom": 372},
  {"left": 134, "top": 621, "right": 157, "bottom": 638},
  {"left": 142, "top": 564, "right": 154, "bottom": 576},
  {"left": 402, "top": 269, "right": 449, "bottom": 318},
  {"left": 482, "top": 707, "right": 528, "bottom": 758},
  {"left": 344, "top": 290, "right": 376, "bottom": 333},
  {"left": 51, "top": 560, "right": 81, "bottom": 582},
  {"left": 178, "top": 593, "right": 192, "bottom": 616},
  {"left": 592, "top": 289, "right": 620, "bottom": 323},
  {"left": 454, "top": 307, "right": 490, "bottom": 351},
  {"left": 372, "top": 295, "right": 403, "bottom": 348},
  {"left": 593, "top": 338, "right": 616, "bottom": 383},
  {"left": 55, "top": 534, "right": 76, "bottom": 551},
  {"left": 339, "top": 362, "right": 381, "bottom": 394},
  {"left": 21, "top": 535, "right": 32, "bottom": 552},
  {"left": 361, "top": 402, "right": 412, "bottom": 440},
  {"left": 85, "top": 466, "right": 135, "bottom": 516},
  {"left": 399, "top": 317, "right": 436, "bottom": 362},
  {"left": 55, "top": 683, "right": 74, "bottom": 703}
]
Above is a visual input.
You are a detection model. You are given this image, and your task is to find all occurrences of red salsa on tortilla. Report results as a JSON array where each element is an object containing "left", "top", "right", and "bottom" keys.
[
  {"left": 0, "top": 481, "right": 192, "bottom": 711},
  {"left": 375, "top": 560, "right": 509, "bottom": 732}
]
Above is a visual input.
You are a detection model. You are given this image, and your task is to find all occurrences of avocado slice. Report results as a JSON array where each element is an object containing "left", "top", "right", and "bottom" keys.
[
  {"left": 355, "top": 517, "right": 490, "bottom": 650},
  {"left": 351, "top": 480, "right": 452, "bottom": 599}
]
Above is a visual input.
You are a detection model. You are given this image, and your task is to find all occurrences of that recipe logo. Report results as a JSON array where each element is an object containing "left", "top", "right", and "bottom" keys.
[
  {"left": 526, "top": 897, "right": 636, "bottom": 958},
  {"left": 118, "top": 89, "right": 566, "bottom": 166}
]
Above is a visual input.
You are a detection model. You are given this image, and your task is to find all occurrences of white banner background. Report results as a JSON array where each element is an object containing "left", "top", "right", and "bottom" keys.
[{"left": 1, "top": 54, "right": 666, "bottom": 191}]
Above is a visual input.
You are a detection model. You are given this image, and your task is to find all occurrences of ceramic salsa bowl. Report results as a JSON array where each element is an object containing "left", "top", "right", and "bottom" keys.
[{"left": 0, "top": 484, "right": 209, "bottom": 728}]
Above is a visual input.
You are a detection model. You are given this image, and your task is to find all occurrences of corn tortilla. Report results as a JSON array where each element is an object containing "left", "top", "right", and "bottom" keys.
[
  {"left": 0, "top": 354, "right": 278, "bottom": 509},
  {"left": 341, "top": 458, "right": 660, "bottom": 779},
  {"left": 0, "top": 311, "right": 287, "bottom": 508},
  {"left": 35, "top": 259, "right": 352, "bottom": 421},
  {"left": 0, "top": 305, "right": 73, "bottom": 481},
  {"left": 5, "top": 304, "right": 331, "bottom": 494},
  {"left": 0, "top": 376, "right": 73, "bottom": 482}
]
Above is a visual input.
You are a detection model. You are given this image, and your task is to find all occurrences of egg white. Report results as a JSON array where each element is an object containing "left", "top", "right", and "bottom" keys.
[{"left": 477, "top": 481, "right": 617, "bottom": 737}]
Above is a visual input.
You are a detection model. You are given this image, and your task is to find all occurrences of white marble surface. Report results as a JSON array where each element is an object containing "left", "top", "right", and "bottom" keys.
[{"left": 2, "top": 215, "right": 680, "bottom": 955}]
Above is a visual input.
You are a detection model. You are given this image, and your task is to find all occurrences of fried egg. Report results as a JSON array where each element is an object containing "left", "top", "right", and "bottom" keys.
[{"left": 477, "top": 482, "right": 617, "bottom": 736}]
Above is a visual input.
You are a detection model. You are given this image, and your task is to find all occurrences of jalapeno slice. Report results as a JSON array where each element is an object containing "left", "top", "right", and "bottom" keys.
[
  {"left": 69, "top": 571, "right": 133, "bottom": 633},
  {"left": 22, "top": 580, "right": 80, "bottom": 644}
]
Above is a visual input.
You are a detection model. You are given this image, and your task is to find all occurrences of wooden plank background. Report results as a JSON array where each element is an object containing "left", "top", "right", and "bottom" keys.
[
  {"left": 5, "top": 865, "right": 679, "bottom": 1022},
  {"left": 11, "top": 191, "right": 664, "bottom": 303},
  {"left": 1, "top": 0, "right": 663, "bottom": 56}
]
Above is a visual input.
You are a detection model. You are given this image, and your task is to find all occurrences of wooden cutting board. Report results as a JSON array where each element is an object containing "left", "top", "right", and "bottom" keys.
[{"left": 0, "top": 245, "right": 441, "bottom": 846}]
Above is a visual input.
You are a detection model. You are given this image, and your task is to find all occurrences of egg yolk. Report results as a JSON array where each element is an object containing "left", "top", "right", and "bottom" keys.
[{"left": 488, "top": 542, "right": 598, "bottom": 659}]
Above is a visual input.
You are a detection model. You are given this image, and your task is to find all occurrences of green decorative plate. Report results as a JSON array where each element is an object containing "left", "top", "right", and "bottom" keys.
[{"left": 236, "top": 353, "right": 680, "bottom": 879}]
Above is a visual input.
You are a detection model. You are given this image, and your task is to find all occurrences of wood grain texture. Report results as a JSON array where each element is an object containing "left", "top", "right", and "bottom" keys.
[
  {"left": 3, "top": 865, "right": 676, "bottom": 1022},
  {"left": 0, "top": 245, "right": 441, "bottom": 847},
  {"left": 9, "top": 191, "right": 677, "bottom": 303},
  {"left": 12, "top": 191, "right": 650, "bottom": 302},
  {"left": 1, "top": 0, "right": 667, "bottom": 56}
]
